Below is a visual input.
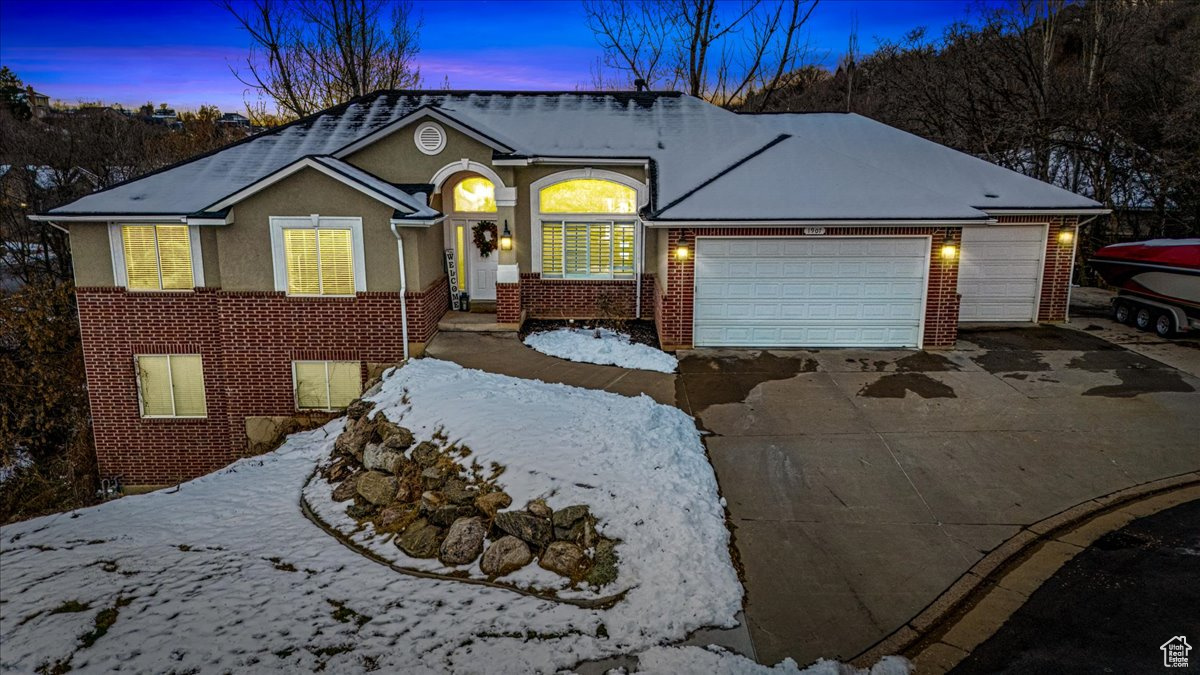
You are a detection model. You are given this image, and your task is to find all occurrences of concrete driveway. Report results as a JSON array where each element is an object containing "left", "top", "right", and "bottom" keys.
[{"left": 676, "top": 325, "right": 1200, "bottom": 666}]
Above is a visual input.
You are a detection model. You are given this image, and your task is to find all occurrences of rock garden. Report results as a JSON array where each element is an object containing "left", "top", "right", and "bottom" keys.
[{"left": 305, "top": 395, "right": 619, "bottom": 594}]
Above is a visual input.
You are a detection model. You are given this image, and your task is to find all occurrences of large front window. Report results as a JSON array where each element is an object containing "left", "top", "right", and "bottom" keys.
[
  {"left": 538, "top": 178, "right": 638, "bottom": 279},
  {"left": 270, "top": 216, "right": 364, "bottom": 296}
]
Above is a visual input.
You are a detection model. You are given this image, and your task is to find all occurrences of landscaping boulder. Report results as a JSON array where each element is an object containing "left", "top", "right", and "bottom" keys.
[
  {"left": 480, "top": 536, "right": 533, "bottom": 577},
  {"left": 539, "top": 541, "right": 591, "bottom": 580},
  {"left": 442, "top": 478, "right": 475, "bottom": 506},
  {"left": 439, "top": 517, "right": 486, "bottom": 565},
  {"left": 429, "top": 504, "right": 476, "bottom": 528},
  {"left": 346, "top": 501, "right": 376, "bottom": 519},
  {"left": 411, "top": 441, "right": 440, "bottom": 468},
  {"left": 397, "top": 519, "right": 442, "bottom": 558},
  {"left": 584, "top": 538, "right": 618, "bottom": 587},
  {"left": 475, "top": 491, "right": 512, "bottom": 518},
  {"left": 374, "top": 504, "right": 419, "bottom": 533},
  {"left": 555, "top": 516, "right": 597, "bottom": 548},
  {"left": 495, "top": 511, "right": 552, "bottom": 547},
  {"left": 526, "top": 499, "right": 552, "bottom": 519},
  {"left": 376, "top": 419, "right": 414, "bottom": 451},
  {"left": 421, "top": 465, "right": 448, "bottom": 490},
  {"left": 356, "top": 471, "right": 399, "bottom": 506},
  {"left": 420, "top": 490, "right": 445, "bottom": 512},
  {"left": 552, "top": 505, "right": 589, "bottom": 530},
  {"left": 346, "top": 398, "right": 374, "bottom": 420},
  {"left": 363, "top": 443, "right": 407, "bottom": 474},
  {"left": 331, "top": 473, "right": 360, "bottom": 502}
]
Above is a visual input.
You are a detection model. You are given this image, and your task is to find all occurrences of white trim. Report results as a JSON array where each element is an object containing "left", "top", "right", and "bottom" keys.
[
  {"left": 206, "top": 157, "right": 418, "bottom": 213},
  {"left": 529, "top": 169, "right": 649, "bottom": 275},
  {"left": 643, "top": 218, "right": 988, "bottom": 228},
  {"left": 109, "top": 223, "right": 204, "bottom": 290},
  {"left": 332, "top": 108, "right": 514, "bottom": 158},
  {"left": 269, "top": 215, "right": 366, "bottom": 296},
  {"left": 33, "top": 213, "right": 187, "bottom": 223},
  {"left": 429, "top": 159, "right": 515, "bottom": 206},
  {"left": 186, "top": 213, "right": 233, "bottom": 226},
  {"left": 413, "top": 121, "right": 447, "bottom": 155},
  {"left": 982, "top": 208, "right": 1110, "bottom": 216},
  {"left": 691, "top": 234, "right": 932, "bottom": 349},
  {"left": 493, "top": 157, "right": 651, "bottom": 167},
  {"left": 389, "top": 215, "right": 445, "bottom": 227}
]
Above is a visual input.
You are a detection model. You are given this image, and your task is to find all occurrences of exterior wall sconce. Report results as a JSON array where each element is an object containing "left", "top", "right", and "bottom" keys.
[
  {"left": 499, "top": 220, "right": 513, "bottom": 251},
  {"left": 1058, "top": 229, "right": 1074, "bottom": 245},
  {"left": 675, "top": 245, "right": 690, "bottom": 260},
  {"left": 941, "top": 231, "right": 958, "bottom": 260}
]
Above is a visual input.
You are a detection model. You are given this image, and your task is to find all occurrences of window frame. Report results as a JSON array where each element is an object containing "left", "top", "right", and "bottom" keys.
[
  {"left": 269, "top": 215, "right": 366, "bottom": 297},
  {"left": 529, "top": 170, "right": 647, "bottom": 280},
  {"left": 291, "top": 360, "right": 362, "bottom": 411},
  {"left": 134, "top": 353, "right": 208, "bottom": 419},
  {"left": 109, "top": 224, "right": 204, "bottom": 291}
]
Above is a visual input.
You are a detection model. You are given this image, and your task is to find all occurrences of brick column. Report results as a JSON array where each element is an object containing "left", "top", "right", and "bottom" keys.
[
  {"left": 1037, "top": 216, "right": 1077, "bottom": 322},
  {"left": 924, "top": 229, "right": 961, "bottom": 348},
  {"left": 657, "top": 228, "right": 695, "bottom": 349},
  {"left": 496, "top": 282, "right": 521, "bottom": 323}
]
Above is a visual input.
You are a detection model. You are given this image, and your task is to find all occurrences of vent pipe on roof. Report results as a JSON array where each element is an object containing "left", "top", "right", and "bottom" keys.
[{"left": 634, "top": 79, "right": 647, "bottom": 92}]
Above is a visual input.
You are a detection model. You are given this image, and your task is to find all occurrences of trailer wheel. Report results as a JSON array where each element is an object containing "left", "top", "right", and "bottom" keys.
[
  {"left": 1135, "top": 307, "right": 1153, "bottom": 331},
  {"left": 1154, "top": 313, "right": 1175, "bottom": 338},
  {"left": 1113, "top": 300, "right": 1133, "bottom": 324}
]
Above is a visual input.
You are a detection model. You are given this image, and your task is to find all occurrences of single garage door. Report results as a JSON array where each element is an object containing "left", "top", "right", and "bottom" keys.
[
  {"left": 694, "top": 237, "right": 929, "bottom": 348},
  {"left": 958, "top": 225, "right": 1047, "bottom": 321}
]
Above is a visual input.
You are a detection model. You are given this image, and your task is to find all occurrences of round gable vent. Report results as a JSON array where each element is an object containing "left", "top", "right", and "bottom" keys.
[{"left": 414, "top": 122, "right": 446, "bottom": 155}]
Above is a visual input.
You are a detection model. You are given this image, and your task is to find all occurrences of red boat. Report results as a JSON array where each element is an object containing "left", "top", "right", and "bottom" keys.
[{"left": 1089, "top": 239, "right": 1200, "bottom": 336}]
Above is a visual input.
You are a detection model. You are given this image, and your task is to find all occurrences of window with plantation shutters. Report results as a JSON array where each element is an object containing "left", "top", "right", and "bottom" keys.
[
  {"left": 293, "top": 360, "right": 361, "bottom": 410},
  {"left": 121, "top": 225, "right": 194, "bottom": 290},
  {"left": 282, "top": 227, "right": 355, "bottom": 295},
  {"left": 540, "top": 221, "right": 635, "bottom": 279},
  {"left": 135, "top": 354, "right": 206, "bottom": 418}
]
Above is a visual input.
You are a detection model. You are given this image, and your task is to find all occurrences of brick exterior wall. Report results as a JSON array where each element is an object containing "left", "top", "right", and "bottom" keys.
[
  {"left": 76, "top": 277, "right": 448, "bottom": 484},
  {"left": 656, "top": 227, "right": 963, "bottom": 349},
  {"left": 517, "top": 273, "right": 656, "bottom": 320},
  {"left": 993, "top": 215, "right": 1079, "bottom": 322}
]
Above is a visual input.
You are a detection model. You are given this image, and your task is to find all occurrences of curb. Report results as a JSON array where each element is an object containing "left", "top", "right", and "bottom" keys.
[{"left": 851, "top": 471, "right": 1200, "bottom": 673}]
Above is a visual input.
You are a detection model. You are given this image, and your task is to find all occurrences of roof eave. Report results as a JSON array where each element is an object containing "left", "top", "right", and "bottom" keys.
[{"left": 641, "top": 217, "right": 994, "bottom": 228}]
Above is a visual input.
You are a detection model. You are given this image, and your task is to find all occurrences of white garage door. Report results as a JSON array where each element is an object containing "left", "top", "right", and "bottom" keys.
[
  {"left": 694, "top": 237, "right": 929, "bottom": 348},
  {"left": 958, "top": 225, "right": 1047, "bottom": 322}
]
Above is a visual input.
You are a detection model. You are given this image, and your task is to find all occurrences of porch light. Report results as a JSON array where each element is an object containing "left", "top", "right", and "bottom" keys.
[
  {"left": 675, "top": 245, "right": 690, "bottom": 260},
  {"left": 1058, "top": 229, "right": 1074, "bottom": 245},
  {"left": 941, "top": 244, "right": 958, "bottom": 260},
  {"left": 500, "top": 220, "right": 513, "bottom": 251}
]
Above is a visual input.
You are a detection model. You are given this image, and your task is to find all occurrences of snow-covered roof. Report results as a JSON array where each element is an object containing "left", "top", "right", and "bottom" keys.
[{"left": 43, "top": 91, "right": 1102, "bottom": 222}]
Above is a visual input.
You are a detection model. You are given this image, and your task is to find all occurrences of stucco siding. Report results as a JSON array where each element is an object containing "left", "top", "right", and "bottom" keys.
[
  {"left": 200, "top": 226, "right": 221, "bottom": 288},
  {"left": 224, "top": 167, "right": 421, "bottom": 291},
  {"left": 344, "top": 120, "right": 508, "bottom": 186},
  {"left": 69, "top": 223, "right": 115, "bottom": 287}
]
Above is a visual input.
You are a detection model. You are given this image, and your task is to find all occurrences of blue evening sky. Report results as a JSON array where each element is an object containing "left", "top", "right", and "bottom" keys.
[{"left": 0, "top": 0, "right": 983, "bottom": 112}]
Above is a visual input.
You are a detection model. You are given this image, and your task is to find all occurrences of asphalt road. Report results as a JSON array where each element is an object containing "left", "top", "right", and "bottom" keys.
[{"left": 951, "top": 498, "right": 1200, "bottom": 674}]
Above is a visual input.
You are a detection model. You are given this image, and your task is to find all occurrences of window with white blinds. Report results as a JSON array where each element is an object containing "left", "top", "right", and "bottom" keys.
[
  {"left": 282, "top": 227, "right": 355, "bottom": 295},
  {"left": 541, "top": 221, "right": 635, "bottom": 279},
  {"left": 135, "top": 354, "right": 206, "bottom": 418},
  {"left": 293, "top": 360, "right": 361, "bottom": 410},
  {"left": 121, "top": 225, "right": 195, "bottom": 290}
]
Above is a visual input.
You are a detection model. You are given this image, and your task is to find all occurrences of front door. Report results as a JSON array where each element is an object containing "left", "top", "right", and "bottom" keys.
[{"left": 453, "top": 219, "right": 497, "bottom": 301}]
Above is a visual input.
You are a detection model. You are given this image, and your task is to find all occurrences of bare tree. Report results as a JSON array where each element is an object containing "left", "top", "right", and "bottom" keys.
[
  {"left": 224, "top": 0, "right": 422, "bottom": 118},
  {"left": 583, "top": 0, "right": 818, "bottom": 108}
]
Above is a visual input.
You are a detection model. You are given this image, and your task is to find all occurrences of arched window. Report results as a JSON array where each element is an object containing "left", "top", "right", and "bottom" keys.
[
  {"left": 539, "top": 179, "right": 637, "bottom": 215},
  {"left": 538, "top": 178, "right": 639, "bottom": 279},
  {"left": 452, "top": 176, "right": 497, "bottom": 213}
]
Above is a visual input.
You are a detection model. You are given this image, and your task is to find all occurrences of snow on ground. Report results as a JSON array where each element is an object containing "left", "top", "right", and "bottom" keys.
[
  {"left": 524, "top": 328, "right": 677, "bottom": 373},
  {"left": 632, "top": 646, "right": 911, "bottom": 674},
  {"left": 0, "top": 359, "right": 739, "bottom": 673},
  {"left": 306, "top": 359, "right": 717, "bottom": 601}
]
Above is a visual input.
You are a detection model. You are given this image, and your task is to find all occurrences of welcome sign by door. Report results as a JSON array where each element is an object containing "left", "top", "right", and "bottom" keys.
[{"left": 445, "top": 248, "right": 461, "bottom": 310}]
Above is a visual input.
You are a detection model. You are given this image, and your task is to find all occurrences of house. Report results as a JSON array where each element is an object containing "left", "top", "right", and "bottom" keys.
[
  {"left": 33, "top": 90, "right": 1104, "bottom": 486},
  {"left": 219, "top": 112, "right": 251, "bottom": 128}
]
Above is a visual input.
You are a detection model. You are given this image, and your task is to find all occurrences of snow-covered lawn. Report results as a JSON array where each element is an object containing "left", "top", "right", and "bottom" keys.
[
  {"left": 0, "top": 359, "right": 739, "bottom": 673},
  {"left": 524, "top": 327, "right": 677, "bottom": 373}
]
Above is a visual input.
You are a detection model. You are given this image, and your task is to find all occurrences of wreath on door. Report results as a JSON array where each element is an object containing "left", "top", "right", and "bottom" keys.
[{"left": 472, "top": 220, "right": 499, "bottom": 258}]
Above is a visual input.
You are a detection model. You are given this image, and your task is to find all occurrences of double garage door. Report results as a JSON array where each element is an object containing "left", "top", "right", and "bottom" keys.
[{"left": 694, "top": 237, "right": 929, "bottom": 348}]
